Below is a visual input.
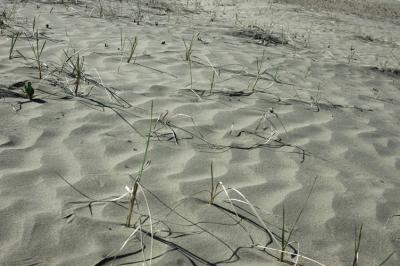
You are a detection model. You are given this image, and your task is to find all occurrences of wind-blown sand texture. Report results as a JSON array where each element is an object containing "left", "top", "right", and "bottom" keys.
[{"left": 0, "top": 0, "right": 400, "bottom": 265}]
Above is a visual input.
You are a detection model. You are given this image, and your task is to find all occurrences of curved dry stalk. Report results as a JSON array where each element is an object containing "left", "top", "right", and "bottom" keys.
[
  {"left": 218, "top": 183, "right": 280, "bottom": 247},
  {"left": 255, "top": 245, "right": 326, "bottom": 266}
]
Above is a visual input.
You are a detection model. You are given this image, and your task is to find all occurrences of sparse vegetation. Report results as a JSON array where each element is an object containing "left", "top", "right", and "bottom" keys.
[
  {"left": 0, "top": 1, "right": 398, "bottom": 266},
  {"left": 26, "top": 17, "right": 47, "bottom": 79}
]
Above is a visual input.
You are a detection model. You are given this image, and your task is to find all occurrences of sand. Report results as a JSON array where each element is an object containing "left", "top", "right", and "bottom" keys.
[{"left": 0, "top": 0, "right": 399, "bottom": 265}]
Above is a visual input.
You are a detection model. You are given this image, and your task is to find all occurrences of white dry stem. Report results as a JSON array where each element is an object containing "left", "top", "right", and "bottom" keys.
[{"left": 255, "top": 245, "right": 326, "bottom": 266}]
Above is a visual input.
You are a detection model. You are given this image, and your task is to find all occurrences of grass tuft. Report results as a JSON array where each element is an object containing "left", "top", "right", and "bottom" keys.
[
  {"left": 183, "top": 32, "right": 197, "bottom": 61},
  {"left": 27, "top": 18, "right": 47, "bottom": 79},
  {"left": 63, "top": 50, "right": 85, "bottom": 96}
]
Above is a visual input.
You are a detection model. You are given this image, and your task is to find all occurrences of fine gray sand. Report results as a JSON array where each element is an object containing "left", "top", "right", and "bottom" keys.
[{"left": 0, "top": 0, "right": 400, "bottom": 265}]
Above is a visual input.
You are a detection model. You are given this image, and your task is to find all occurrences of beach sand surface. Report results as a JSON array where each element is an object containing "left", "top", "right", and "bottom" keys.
[{"left": 0, "top": 0, "right": 399, "bottom": 265}]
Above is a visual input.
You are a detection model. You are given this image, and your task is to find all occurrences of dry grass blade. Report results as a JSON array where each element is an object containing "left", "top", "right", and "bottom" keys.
[
  {"left": 127, "top": 36, "right": 138, "bottom": 63},
  {"left": 27, "top": 26, "right": 47, "bottom": 79},
  {"left": 377, "top": 251, "right": 395, "bottom": 266},
  {"left": 209, "top": 70, "right": 216, "bottom": 94},
  {"left": 256, "top": 245, "right": 326, "bottom": 266},
  {"left": 250, "top": 50, "right": 266, "bottom": 92},
  {"left": 126, "top": 101, "right": 153, "bottom": 227},
  {"left": 70, "top": 53, "right": 85, "bottom": 95},
  {"left": 183, "top": 32, "right": 197, "bottom": 61},
  {"left": 137, "top": 183, "right": 153, "bottom": 266},
  {"left": 219, "top": 183, "right": 280, "bottom": 246},
  {"left": 112, "top": 183, "right": 153, "bottom": 266},
  {"left": 352, "top": 223, "right": 363, "bottom": 266},
  {"left": 205, "top": 56, "right": 219, "bottom": 95},
  {"left": 209, "top": 161, "right": 222, "bottom": 204},
  {"left": 61, "top": 49, "right": 85, "bottom": 96},
  {"left": 280, "top": 176, "right": 318, "bottom": 262},
  {"left": 9, "top": 31, "right": 20, "bottom": 59},
  {"left": 280, "top": 204, "right": 286, "bottom": 261}
]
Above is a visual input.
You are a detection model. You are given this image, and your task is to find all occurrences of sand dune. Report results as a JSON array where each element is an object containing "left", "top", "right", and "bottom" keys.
[{"left": 0, "top": 0, "right": 399, "bottom": 265}]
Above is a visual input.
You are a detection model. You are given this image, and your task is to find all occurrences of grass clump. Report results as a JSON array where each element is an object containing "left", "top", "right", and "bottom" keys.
[
  {"left": 27, "top": 17, "right": 47, "bottom": 79},
  {"left": 71, "top": 53, "right": 85, "bottom": 96},
  {"left": 183, "top": 32, "right": 201, "bottom": 99},
  {"left": 61, "top": 49, "right": 85, "bottom": 96}
]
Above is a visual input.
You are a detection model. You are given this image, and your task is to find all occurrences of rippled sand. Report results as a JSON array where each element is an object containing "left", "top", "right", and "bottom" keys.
[{"left": 0, "top": 0, "right": 399, "bottom": 265}]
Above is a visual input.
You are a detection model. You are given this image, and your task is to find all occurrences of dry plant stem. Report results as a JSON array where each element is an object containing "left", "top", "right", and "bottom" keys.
[
  {"left": 126, "top": 183, "right": 139, "bottom": 227},
  {"left": 352, "top": 223, "right": 363, "bottom": 266},
  {"left": 209, "top": 161, "right": 221, "bottom": 204},
  {"left": 29, "top": 29, "right": 47, "bottom": 79},
  {"left": 210, "top": 70, "right": 215, "bottom": 94},
  {"left": 189, "top": 56, "right": 193, "bottom": 90},
  {"left": 348, "top": 45, "right": 356, "bottom": 64},
  {"left": 74, "top": 55, "right": 84, "bottom": 95},
  {"left": 126, "top": 101, "right": 153, "bottom": 227},
  {"left": 136, "top": 0, "right": 142, "bottom": 24},
  {"left": 65, "top": 52, "right": 85, "bottom": 96},
  {"left": 127, "top": 36, "right": 138, "bottom": 63},
  {"left": 251, "top": 50, "right": 266, "bottom": 92},
  {"left": 378, "top": 251, "right": 395, "bottom": 266},
  {"left": 280, "top": 176, "right": 318, "bottom": 262},
  {"left": 98, "top": 0, "right": 104, "bottom": 18},
  {"left": 210, "top": 161, "right": 214, "bottom": 203},
  {"left": 120, "top": 29, "right": 125, "bottom": 53},
  {"left": 9, "top": 31, "right": 20, "bottom": 59},
  {"left": 280, "top": 204, "right": 286, "bottom": 262},
  {"left": 183, "top": 32, "right": 197, "bottom": 61}
]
